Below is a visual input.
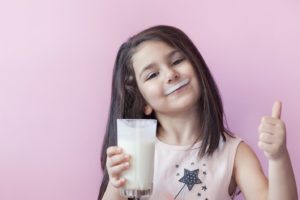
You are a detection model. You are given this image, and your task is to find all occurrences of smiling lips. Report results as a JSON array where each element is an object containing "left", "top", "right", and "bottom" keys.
[{"left": 164, "top": 79, "right": 190, "bottom": 96}]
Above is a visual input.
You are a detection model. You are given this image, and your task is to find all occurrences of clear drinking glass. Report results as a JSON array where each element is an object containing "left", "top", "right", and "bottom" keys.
[{"left": 117, "top": 119, "right": 157, "bottom": 199}]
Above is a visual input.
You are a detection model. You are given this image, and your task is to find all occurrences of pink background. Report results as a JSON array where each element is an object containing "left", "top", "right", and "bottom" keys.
[{"left": 0, "top": 0, "right": 299, "bottom": 199}]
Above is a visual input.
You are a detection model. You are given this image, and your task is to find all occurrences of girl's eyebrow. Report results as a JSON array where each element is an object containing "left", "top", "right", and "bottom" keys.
[
  {"left": 139, "top": 63, "right": 156, "bottom": 79},
  {"left": 139, "top": 49, "right": 181, "bottom": 78}
]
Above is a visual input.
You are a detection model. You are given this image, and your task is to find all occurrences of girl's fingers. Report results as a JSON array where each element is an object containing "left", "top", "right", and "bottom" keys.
[
  {"left": 109, "top": 162, "right": 130, "bottom": 177},
  {"left": 258, "top": 101, "right": 287, "bottom": 160},
  {"left": 271, "top": 101, "right": 282, "bottom": 119},
  {"left": 261, "top": 116, "right": 283, "bottom": 126},
  {"left": 258, "top": 119, "right": 285, "bottom": 137},
  {"left": 258, "top": 123, "right": 276, "bottom": 135},
  {"left": 110, "top": 177, "right": 126, "bottom": 188},
  {"left": 107, "top": 162, "right": 130, "bottom": 187},
  {"left": 257, "top": 141, "right": 274, "bottom": 153},
  {"left": 107, "top": 154, "right": 131, "bottom": 168},
  {"left": 106, "top": 146, "right": 131, "bottom": 188},
  {"left": 259, "top": 132, "right": 275, "bottom": 144},
  {"left": 107, "top": 146, "right": 122, "bottom": 157},
  {"left": 258, "top": 137, "right": 286, "bottom": 160}
]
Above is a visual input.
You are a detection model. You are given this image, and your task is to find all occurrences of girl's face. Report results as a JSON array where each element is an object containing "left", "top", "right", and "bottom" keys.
[{"left": 131, "top": 40, "right": 201, "bottom": 116}]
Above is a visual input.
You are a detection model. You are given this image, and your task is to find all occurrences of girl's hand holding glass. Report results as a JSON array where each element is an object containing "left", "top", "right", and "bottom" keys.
[{"left": 106, "top": 146, "right": 131, "bottom": 188}]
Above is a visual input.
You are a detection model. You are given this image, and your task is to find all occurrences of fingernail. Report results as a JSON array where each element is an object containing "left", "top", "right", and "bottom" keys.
[
  {"left": 124, "top": 162, "right": 129, "bottom": 168},
  {"left": 124, "top": 154, "right": 130, "bottom": 160},
  {"left": 120, "top": 178, "right": 126, "bottom": 183}
]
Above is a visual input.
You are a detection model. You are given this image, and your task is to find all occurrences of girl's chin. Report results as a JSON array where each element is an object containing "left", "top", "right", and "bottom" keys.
[{"left": 156, "top": 103, "right": 199, "bottom": 115}]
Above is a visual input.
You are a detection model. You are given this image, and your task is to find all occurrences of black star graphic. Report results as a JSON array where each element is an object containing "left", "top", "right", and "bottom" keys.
[
  {"left": 174, "top": 169, "right": 203, "bottom": 199},
  {"left": 178, "top": 169, "right": 202, "bottom": 191}
]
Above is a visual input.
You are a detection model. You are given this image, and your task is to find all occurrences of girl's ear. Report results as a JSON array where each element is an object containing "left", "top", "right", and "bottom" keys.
[{"left": 144, "top": 105, "right": 153, "bottom": 115}]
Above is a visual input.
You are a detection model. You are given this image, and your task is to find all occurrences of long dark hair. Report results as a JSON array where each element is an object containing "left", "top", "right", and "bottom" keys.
[{"left": 98, "top": 25, "right": 233, "bottom": 199}]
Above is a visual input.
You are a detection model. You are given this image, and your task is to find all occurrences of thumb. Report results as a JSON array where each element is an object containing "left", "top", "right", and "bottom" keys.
[{"left": 271, "top": 101, "right": 282, "bottom": 119}]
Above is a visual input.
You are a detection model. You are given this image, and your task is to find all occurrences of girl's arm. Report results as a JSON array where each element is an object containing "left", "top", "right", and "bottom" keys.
[
  {"left": 258, "top": 101, "right": 298, "bottom": 199},
  {"left": 268, "top": 149, "right": 297, "bottom": 200},
  {"left": 234, "top": 142, "right": 268, "bottom": 200},
  {"left": 234, "top": 101, "right": 297, "bottom": 200}
]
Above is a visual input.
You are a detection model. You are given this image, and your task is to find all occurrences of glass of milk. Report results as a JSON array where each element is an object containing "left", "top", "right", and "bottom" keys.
[{"left": 117, "top": 119, "right": 157, "bottom": 199}]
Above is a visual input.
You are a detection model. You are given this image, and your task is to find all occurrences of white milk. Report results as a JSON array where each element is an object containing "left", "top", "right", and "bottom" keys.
[
  {"left": 117, "top": 119, "right": 157, "bottom": 197},
  {"left": 119, "top": 137, "right": 155, "bottom": 190}
]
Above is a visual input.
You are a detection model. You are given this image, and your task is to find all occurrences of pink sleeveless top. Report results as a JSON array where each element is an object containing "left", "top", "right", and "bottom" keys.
[{"left": 148, "top": 134, "right": 242, "bottom": 200}]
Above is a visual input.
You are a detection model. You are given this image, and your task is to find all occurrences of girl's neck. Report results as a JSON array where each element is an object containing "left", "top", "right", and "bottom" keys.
[{"left": 156, "top": 108, "right": 202, "bottom": 145}]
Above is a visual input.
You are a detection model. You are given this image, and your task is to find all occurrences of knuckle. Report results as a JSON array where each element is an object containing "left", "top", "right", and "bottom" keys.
[
  {"left": 111, "top": 164, "right": 126, "bottom": 176},
  {"left": 110, "top": 169, "right": 118, "bottom": 177},
  {"left": 106, "top": 147, "right": 114, "bottom": 156},
  {"left": 107, "top": 146, "right": 121, "bottom": 156},
  {"left": 123, "top": 162, "right": 130, "bottom": 169},
  {"left": 110, "top": 156, "right": 117, "bottom": 164},
  {"left": 259, "top": 133, "right": 264, "bottom": 140},
  {"left": 110, "top": 154, "right": 123, "bottom": 166},
  {"left": 111, "top": 179, "right": 120, "bottom": 187},
  {"left": 258, "top": 141, "right": 264, "bottom": 149},
  {"left": 258, "top": 124, "right": 263, "bottom": 132}
]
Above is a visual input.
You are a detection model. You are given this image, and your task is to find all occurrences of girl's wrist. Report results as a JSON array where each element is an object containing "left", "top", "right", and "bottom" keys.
[{"left": 268, "top": 148, "right": 289, "bottom": 163}]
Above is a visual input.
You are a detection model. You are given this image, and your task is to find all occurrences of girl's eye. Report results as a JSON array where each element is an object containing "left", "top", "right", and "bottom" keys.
[
  {"left": 146, "top": 72, "right": 159, "bottom": 81},
  {"left": 172, "top": 58, "right": 185, "bottom": 65}
]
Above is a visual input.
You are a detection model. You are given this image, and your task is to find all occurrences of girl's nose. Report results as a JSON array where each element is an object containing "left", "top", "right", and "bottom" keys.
[{"left": 165, "top": 68, "right": 180, "bottom": 83}]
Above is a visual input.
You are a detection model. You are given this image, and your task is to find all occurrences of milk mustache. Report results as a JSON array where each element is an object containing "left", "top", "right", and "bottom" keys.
[{"left": 117, "top": 119, "right": 157, "bottom": 198}]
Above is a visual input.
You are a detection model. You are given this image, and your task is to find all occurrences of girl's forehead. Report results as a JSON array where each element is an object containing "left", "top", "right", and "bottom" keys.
[
  {"left": 134, "top": 41, "right": 172, "bottom": 57},
  {"left": 131, "top": 40, "right": 178, "bottom": 69}
]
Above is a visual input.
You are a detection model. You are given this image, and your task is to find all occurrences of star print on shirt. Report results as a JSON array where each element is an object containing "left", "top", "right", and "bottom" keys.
[
  {"left": 174, "top": 169, "right": 202, "bottom": 199},
  {"left": 179, "top": 169, "right": 202, "bottom": 190}
]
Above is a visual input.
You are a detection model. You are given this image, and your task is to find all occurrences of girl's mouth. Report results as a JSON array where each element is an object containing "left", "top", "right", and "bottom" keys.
[{"left": 164, "top": 79, "right": 190, "bottom": 96}]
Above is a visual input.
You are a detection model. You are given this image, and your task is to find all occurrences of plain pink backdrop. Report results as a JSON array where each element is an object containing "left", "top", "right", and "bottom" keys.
[{"left": 0, "top": 0, "right": 299, "bottom": 199}]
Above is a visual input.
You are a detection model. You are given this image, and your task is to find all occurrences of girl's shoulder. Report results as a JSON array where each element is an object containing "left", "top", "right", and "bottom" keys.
[
  {"left": 220, "top": 133, "right": 243, "bottom": 153},
  {"left": 228, "top": 134, "right": 264, "bottom": 177}
]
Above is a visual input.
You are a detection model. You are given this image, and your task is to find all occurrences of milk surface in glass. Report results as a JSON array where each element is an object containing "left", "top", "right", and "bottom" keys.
[{"left": 117, "top": 119, "right": 157, "bottom": 198}]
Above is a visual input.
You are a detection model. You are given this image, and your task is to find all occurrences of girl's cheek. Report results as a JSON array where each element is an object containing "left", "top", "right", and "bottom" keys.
[{"left": 148, "top": 85, "right": 163, "bottom": 97}]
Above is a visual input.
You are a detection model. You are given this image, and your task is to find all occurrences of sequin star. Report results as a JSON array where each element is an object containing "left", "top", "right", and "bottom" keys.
[
  {"left": 175, "top": 169, "right": 203, "bottom": 199},
  {"left": 178, "top": 169, "right": 202, "bottom": 191}
]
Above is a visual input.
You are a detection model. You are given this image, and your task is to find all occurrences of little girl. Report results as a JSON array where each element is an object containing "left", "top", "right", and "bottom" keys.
[{"left": 98, "top": 25, "right": 297, "bottom": 200}]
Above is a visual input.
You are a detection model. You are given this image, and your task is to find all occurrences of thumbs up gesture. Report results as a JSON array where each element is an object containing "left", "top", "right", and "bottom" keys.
[{"left": 258, "top": 101, "right": 288, "bottom": 160}]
